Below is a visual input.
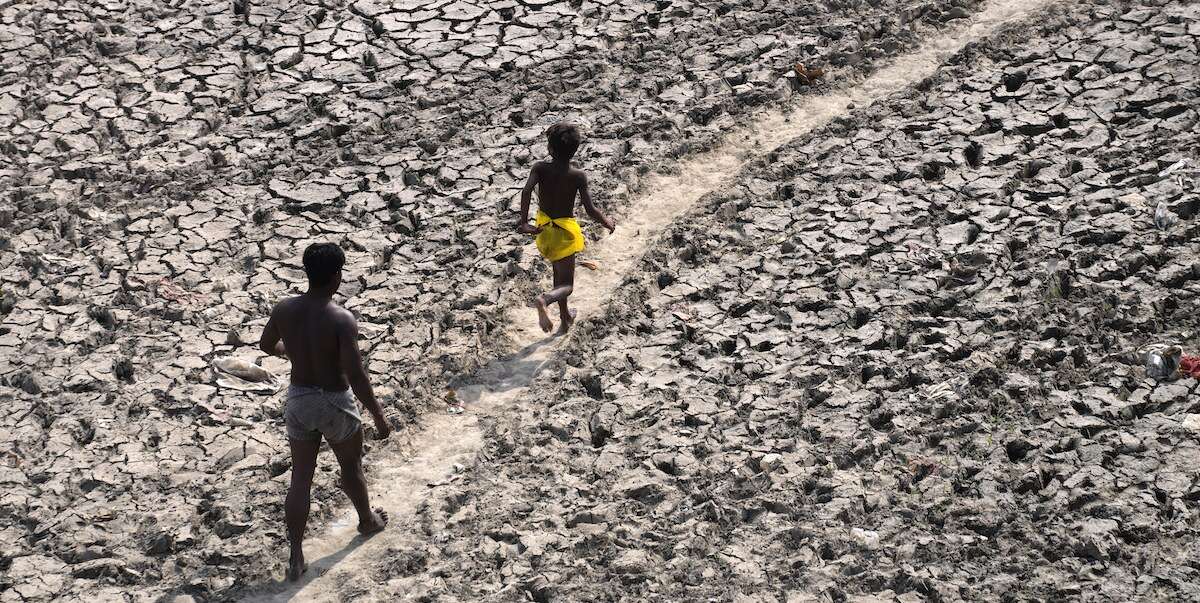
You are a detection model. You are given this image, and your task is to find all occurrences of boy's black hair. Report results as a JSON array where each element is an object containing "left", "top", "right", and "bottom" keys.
[
  {"left": 547, "top": 122, "right": 582, "bottom": 161},
  {"left": 303, "top": 242, "right": 345, "bottom": 288}
]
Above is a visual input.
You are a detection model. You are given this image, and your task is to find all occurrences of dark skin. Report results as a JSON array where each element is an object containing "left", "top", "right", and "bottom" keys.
[
  {"left": 517, "top": 150, "right": 615, "bottom": 334},
  {"left": 259, "top": 268, "right": 390, "bottom": 582}
]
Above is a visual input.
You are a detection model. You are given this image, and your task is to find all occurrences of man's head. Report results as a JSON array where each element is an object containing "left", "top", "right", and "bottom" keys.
[
  {"left": 546, "top": 122, "right": 582, "bottom": 162},
  {"left": 303, "top": 242, "right": 345, "bottom": 291}
]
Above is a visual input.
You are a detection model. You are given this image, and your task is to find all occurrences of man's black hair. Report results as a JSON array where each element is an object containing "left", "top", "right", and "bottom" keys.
[
  {"left": 547, "top": 122, "right": 582, "bottom": 161},
  {"left": 303, "top": 242, "right": 345, "bottom": 288}
]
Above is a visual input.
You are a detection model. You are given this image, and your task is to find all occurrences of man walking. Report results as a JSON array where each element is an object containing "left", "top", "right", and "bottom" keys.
[{"left": 259, "top": 242, "right": 390, "bottom": 581}]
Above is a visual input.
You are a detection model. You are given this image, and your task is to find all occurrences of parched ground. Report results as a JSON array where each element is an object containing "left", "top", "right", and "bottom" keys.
[
  {"left": 0, "top": 0, "right": 991, "bottom": 600},
  {"left": 355, "top": 1, "right": 1200, "bottom": 601}
]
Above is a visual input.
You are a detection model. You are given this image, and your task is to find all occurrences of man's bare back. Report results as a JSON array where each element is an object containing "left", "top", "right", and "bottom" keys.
[
  {"left": 267, "top": 295, "right": 353, "bottom": 391},
  {"left": 260, "top": 288, "right": 388, "bottom": 437}
]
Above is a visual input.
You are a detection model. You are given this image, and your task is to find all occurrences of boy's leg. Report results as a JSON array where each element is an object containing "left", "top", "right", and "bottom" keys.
[
  {"left": 540, "top": 255, "right": 575, "bottom": 306},
  {"left": 534, "top": 255, "right": 575, "bottom": 333},
  {"left": 329, "top": 428, "right": 387, "bottom": 535},
  {"left": 535, "top": 255, "right": 576, "bottom": 333},
  {"left": 533, "top": 293, "right": 554, "bottom": 334},
  {"left": 285, "top": 437, "right": 320, "bottom": 581},
  {"left": 553, "top": 255, "right": 576, "bottom": 333}
]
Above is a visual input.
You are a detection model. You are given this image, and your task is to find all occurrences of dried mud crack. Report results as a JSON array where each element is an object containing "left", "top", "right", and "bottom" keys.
[{"left": 2, "top": 0, "right": 1198, "bottom": 601}]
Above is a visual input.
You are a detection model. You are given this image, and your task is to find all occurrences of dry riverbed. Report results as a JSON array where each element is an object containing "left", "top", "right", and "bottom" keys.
[{"left": 1, "top": 0, "right": 997, "bottom": 600}]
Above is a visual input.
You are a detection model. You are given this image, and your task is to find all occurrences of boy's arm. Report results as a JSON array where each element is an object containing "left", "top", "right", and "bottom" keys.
[
  {"left": 579, "top": 173, "right": 615, "bottom": 233},
  {"left": 336, "top": 311, "right": 391, "bottom": 439},
  {"left": 258, "top": 306, "right": 287, "bottom": 357},
  {"left": 516, "top": 164, "right": 542, "bottom": 234}
]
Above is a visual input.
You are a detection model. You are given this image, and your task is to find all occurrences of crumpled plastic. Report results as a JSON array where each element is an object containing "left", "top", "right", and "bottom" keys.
[{"left": 1178, "top": 355, "right": 1200, "bottom": 379}]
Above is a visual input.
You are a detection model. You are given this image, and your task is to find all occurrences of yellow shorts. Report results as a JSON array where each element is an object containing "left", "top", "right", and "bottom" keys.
[{"left": 535, "top": 211, "right": 585, "bottom": 262}]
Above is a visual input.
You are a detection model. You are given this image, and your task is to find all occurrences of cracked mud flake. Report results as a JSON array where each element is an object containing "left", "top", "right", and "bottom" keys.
[{"left": 2, "top": 0, "right": 1200, "bottom": 598}]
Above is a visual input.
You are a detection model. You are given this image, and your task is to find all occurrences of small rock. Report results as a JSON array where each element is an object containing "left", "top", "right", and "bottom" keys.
[
  {"left": 758, "top": 453, "right": 783, "bottom": 473},
  {"left": 610, "top": 549, "right": 652, "bottom": 574},
  {"left": 851, "top": 527, "right": 881, "bottom": 550}
]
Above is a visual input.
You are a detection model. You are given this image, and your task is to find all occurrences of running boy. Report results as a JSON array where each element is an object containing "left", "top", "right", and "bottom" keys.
[{"left": 516, "top": 122, "right": 615, "bottom": 334}]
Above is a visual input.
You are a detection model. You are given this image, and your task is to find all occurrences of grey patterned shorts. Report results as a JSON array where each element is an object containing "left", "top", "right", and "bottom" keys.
[{"left": 284, "top": 385, "right": 362, "bottom": 444}]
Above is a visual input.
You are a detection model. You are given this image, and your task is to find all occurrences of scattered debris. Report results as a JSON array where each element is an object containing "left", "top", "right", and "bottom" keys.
[
  {"left": 792, "top": 62, "right": 826, "bottom": 85},
  {"left": 1143, "top": 345, "right": 1182, "bottom": 381}
]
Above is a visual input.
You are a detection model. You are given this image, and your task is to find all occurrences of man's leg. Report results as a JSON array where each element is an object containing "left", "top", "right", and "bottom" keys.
[
  {"left": 553, "top": 255, "right": 576, "bottom": 334},
  {"left": 285, "top": 437, "right": 320, "bottom": 582},
  {"left": 329, "top": 428, "right": 387, "bottom": 535}
]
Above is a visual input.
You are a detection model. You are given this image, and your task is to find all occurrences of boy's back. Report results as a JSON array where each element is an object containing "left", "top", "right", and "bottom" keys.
[{"left": 533, "top": 161, "right": 585, "bottom": 219}]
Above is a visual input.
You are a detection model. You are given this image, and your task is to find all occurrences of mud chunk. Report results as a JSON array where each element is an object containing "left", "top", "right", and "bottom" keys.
[
  {"left": 1002, "top": 69, "right": 1028, "bottom": 92},
  {"left": 113, "top": 358, "right": 135, "bottom": 383},
  {"left": 588, "top": 409, "right": 613, "bottom": 448},
  {"left": 6, "top": 370, "right": 41, "bottom": 394},
  {"left": 963, "top": 141, "right": 983, "bottom": 167},
  {"left": 70, "top": 558, "right": 125, "bottom": 579},
  {"left": 610, "top": 549, "right": 654, "bottom": 575}
]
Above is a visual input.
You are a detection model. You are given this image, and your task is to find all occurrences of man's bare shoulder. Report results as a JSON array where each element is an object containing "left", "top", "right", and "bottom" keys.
[
  {"left": 327, "top": 304, "right": 357, "bottom": 329},
  {"left": 271, "top": 295, "right": 303, "bottom": 315}
]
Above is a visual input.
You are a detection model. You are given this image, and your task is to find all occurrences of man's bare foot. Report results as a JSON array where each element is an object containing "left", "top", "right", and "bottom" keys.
[
  {"left": 358, "top": 508, "right": 388, "bottom": 536},
  {"left": 556, "top": 310, "right": 577, "bottom": 335},
  {"left": 533, "top": 296, "right": 553, "bottom": 333},
  {"left": 287, "top": 551, "right": 307, "bottom": 582}
]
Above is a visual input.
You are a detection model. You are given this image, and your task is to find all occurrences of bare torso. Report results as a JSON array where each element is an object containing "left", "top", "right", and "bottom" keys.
[
  {"left": 535, "top": 161, "right": 584, "bottom": 219},
  {"left": 272, "top": 295, "right": 350, "bottom": 391}
]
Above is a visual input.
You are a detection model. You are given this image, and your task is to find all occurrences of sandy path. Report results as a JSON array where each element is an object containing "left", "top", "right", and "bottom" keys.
[{"left": 242, "top": 0, "right": 1059, "bottom": 598}]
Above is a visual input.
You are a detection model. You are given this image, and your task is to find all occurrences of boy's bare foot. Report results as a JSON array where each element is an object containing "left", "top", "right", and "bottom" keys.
[
  {"left": 358, "top": 508, "right": 387, "bottom": 535},
  {"left": 556, "top": 310, "right": 577, "bottom": 335},
  {"left": 533, "top": 296, "right": 553, "bottom": 333},
  {"left": 287, "top": 551, "right": 307, "bottom": 582}
]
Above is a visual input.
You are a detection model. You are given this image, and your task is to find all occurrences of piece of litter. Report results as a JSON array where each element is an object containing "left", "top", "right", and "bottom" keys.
[
  {"left": 213, "top": 357, "right": 275, "bottom": 382},
  {"left": 213, "top": 357, "right": 280, "bottom": 393},
  {"left": 216, "top": 376, "right": 279, "bottom": 394},
  {"left": 1143, "top": 345, "right": 1181, "bottom": 381},
  {"left": 793, "top": 62, "right": 826, "bottom": 85},
  {"left": 1154, "top": 200, "right": 1178, "bottom": 230},
  {"left": 427, "top": 474, "right": 462, "bottom": 488},
  {"left": 446, "top": 388, "right": 465, "bottom": 414}
]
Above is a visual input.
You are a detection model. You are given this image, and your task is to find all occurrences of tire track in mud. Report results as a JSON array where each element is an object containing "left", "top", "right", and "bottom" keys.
[{"left": 242, "top": 0, "right": 1060, "bottom": 598}]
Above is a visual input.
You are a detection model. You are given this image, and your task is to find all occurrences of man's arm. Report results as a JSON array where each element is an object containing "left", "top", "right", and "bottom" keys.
[
  {"left": 259, "top": 306, "right": 287, "bottom": 357},
  {"left": 517, "top": 164, "right": 542, "bottom": 234},
  {"left": 336, "top": 310, "right": 391, "bottom": 439},
  {"left": 579, "top": 173, "right": 615, "bottom": 232}
]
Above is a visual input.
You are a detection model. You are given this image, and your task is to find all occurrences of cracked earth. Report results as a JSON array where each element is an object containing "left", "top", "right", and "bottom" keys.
[{"left": 2, "top": 0, "right": 1199, "bottom": 601}]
